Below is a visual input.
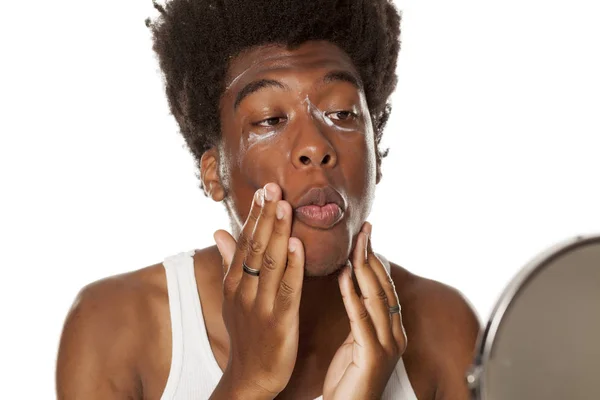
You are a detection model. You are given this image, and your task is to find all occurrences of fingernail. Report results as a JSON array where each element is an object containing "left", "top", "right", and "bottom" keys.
[
  {"left": 276, "top": 203, "right": 284, "bottom": 220},
  {"left": 264, "top": 184, "right": 274, "bottom": 201},
  {"left": 343, "top": 265, "right": 352, "bottom": 279},
  {"left": 255, "top": 189, "right": 264, "bottom": 207},
  {"left": 288, "top": 239, "right": 296, "bottom": 253},
  {"left": 364, "top": 222, "right": 372, "bottom": 236},
  {"left": 213, "top": 234, "right": 223, "bottom": 254}
]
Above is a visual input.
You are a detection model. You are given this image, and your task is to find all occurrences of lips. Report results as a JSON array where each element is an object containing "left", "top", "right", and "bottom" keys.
[{"left": 293, "top": 186, "right": 345, "bottom": 229}]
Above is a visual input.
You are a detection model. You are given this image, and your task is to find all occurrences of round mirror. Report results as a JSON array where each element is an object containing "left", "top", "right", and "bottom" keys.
[{"left": 469, "top": 234, "right": 600, "bottom": 399}]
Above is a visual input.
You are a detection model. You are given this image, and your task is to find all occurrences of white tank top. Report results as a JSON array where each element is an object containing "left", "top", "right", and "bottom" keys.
[{"left": 160, "top": 250, "right": 418, "bottom": 400}]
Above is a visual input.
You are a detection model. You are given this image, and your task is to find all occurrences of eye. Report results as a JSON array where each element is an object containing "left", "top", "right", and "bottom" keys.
[
  {"left": 327, "top": 111, "right": 358, "bottom": 121},
  {"left": 255, "top": 117, "right": 286, "bottom": 127}
]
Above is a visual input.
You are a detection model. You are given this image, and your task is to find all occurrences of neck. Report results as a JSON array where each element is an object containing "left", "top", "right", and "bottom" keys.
[{"left": 296, "top": 271, "right": 350, "bottom": 355}]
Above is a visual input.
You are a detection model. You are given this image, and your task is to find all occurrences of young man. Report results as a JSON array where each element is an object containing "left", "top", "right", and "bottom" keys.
[{"left": 56, "top": 1, "right": 480, "bottom": 399}]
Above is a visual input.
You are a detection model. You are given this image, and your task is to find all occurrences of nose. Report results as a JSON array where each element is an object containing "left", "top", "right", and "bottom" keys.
[{"left": 291, "top": 119, "right": 338, "bottom": 170}]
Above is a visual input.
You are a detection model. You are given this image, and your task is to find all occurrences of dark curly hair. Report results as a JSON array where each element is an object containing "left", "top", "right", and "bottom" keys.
[{"left": 146, "top": 0, "right": 401, "bottom": 191}]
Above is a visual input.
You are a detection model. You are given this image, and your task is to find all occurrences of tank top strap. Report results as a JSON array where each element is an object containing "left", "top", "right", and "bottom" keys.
[
  {"left": 160, "top": 250, "right": 417, "bottom": 400},
  {"left": 374, "top": 252, "right": 419, "bottom": 400},
  {"left": 161, "top": 250, "right": 221, "bottom": 399},
  {"left": 375, "top": 252, "right": 392, "bottom": 273}
]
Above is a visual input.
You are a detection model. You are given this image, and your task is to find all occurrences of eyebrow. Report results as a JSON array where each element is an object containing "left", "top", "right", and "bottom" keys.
[
  {"left": 232, "top": 70, "right": 363, "bottom": 111},
  {"left": 234, "top": 79, "right": 287, "bottom": 110},
  {"left": 320, "top": 70, "right": 363, "bottom": 90}
]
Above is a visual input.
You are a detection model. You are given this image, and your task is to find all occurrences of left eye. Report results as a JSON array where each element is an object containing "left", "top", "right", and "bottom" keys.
[
  {"left": 255, "top": 117, "right": 286, "bottom": 127},
  {"left": 327, "top": 111, "right": 357, "bottom": 121}
]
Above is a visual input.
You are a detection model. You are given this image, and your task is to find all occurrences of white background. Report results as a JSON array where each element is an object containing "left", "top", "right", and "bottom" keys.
[{"left": 1, "top": 0, "right": 599, "bottom": 397}]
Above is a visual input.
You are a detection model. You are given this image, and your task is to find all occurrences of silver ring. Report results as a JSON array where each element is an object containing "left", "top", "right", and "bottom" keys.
[
  {"left": 242, "top": 261, "right": 260, "bottom": 277},
  {"left": 388, "top": 305, "right": 401, "bottom": 315}
]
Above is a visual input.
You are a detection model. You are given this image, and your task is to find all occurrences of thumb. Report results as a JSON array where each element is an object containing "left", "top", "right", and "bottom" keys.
[{"left": 214, "top": 229, "right": 236, "bottom": 273}]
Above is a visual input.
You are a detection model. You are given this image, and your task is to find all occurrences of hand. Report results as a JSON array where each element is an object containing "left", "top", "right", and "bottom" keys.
[
  {"left": 323, "top": 222, "right": 407, "bottom": 400},
  {"left": 211, "top": 183, "right": 305, "bottom": 399}
]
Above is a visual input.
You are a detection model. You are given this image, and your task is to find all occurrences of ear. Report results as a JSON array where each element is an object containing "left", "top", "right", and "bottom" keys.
[
  {"left": 200, "top": 147, "right": 225, "bottom": 202},
  {"left": 375, "top": 157, "right": 383, "bottom": 185}
]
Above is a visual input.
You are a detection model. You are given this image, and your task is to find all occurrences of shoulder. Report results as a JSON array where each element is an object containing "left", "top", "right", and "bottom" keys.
[
  {"left": 56, "top": 263, "right": 168, "bottom": 399},
  {"left": 387, "top": 261, "right": 481, "bottom": 398},
  {"left": 389, "top": 263, "right": 480, "bottom": 343},
  {"left": 64, "top": 263, "right": 168, "bottom": 338}
]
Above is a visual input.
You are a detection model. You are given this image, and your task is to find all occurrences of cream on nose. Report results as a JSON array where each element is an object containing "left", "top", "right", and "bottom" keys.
[{"left": 289, "top": 96, "right": 338, "bottom": 169}]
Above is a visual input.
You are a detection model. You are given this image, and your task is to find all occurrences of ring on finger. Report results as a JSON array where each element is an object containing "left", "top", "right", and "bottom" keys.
[
  {"left": 388, "top": 304, "right": 401, "bottom": 315},
  {"left": 242, "top": 260, "right": 260, "bottom": 277}
]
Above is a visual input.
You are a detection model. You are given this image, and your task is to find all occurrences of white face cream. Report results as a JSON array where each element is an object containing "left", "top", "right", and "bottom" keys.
[
  {"left": 247, "top": 129, "right": 281, "bottom": 146},
  {"left": 301, "top": 95, "right": 358, "bottom": 134},
  {"left": 238, "top": 92, "right": 367, "bottom": 155},
  {"left": 238, "top": 123, "right": 285, "bottom": 161}
]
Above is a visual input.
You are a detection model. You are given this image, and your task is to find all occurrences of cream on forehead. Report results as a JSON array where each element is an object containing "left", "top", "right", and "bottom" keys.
[
  {"left": 225, "top": 48, "right": 356, "bottom": 93},
  {"left": 226, "top": 61, "right": 259, "bottom": 92},
  {"left": 225, "top": 53, "right": 296, "bottom": 92}
]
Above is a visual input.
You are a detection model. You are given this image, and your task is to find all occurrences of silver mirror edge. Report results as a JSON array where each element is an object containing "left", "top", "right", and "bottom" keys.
[{"left": 468, "top": 233, "right": 600, "bottom": 398}]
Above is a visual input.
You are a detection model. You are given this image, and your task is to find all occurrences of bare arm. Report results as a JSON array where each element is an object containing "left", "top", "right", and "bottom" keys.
[
  {"left": 429, "top": 284, "right": 480, "bottom": 400},
  {"left": 391, "top": 266, "right": 481, "bottom": 400},
  {"left": 56, "top": 278, "right": 143, "bottom": 400}
]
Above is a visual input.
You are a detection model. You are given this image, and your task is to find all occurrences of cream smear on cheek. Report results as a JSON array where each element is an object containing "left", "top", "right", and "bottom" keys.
[
  {"left": 239, "top": 94, "right": 364, "bottom": 154},
  {"left": 237, "top": 125, "right": 285, "bottom": 158},
  {"left": 248, "top": 129, "right": 281, "bottom": 147},
  {"left": 301, "top": 95, "right": 358, "bottom": 134}
]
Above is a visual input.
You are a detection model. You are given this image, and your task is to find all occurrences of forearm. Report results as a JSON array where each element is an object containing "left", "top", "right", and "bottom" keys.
[
  {"left": 209, "top": 372, "right": 276, "bottom": 400},
  {"left": 432, "top": 377, "right": 471, "bottom": 400}
]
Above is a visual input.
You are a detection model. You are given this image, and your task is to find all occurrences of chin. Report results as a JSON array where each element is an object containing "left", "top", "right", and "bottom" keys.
[
  {"left": 296, "top": 228, "right": 351, "bottom": 277},
  {"left": 303, "top": 261, "right": 345, "bottom": 277}
]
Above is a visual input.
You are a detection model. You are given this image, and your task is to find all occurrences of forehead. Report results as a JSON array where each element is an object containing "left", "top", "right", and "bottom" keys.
[{"left": 224, "top": 41, "right": 360, "bottom": 91}]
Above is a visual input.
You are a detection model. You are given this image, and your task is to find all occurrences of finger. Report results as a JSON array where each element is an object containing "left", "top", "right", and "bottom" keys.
[
  {"left": 239, "top": 183, "right": 281, "bottom": 301},
  {"left": 223, "top": 188, "right": 264, "bottom": 294},
  {"left": 274, "top": 237, "right": 305, "bottom": 317},
  {"left": 364, "top": 222, "right": 407, "bottom": 352},
  {"left": 214, "top": 229, "right": 236, "bottom": 273},
  {"left": 338, "top": 262, "right": 377, "bottom": 348},
  {"left": 351, "top": 228, "right": 394, "bottom": 347},
  {"left": 255, "top": 199, "right": 293, "bottom": 311}
]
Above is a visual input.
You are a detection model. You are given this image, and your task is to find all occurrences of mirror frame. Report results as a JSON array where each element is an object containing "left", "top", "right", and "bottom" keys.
[{"left": 467, "top": 233, "right": 600, "bottom": 398}]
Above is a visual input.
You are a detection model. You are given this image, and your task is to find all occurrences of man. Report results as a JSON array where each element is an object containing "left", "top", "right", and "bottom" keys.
[{"left": 57, "top": 0, "right": 480, "bottom": 398}]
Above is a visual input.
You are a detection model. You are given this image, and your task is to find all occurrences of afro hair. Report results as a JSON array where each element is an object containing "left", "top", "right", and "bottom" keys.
[{"left": 146, "top": 0, "right": 401, "bottom": 189}]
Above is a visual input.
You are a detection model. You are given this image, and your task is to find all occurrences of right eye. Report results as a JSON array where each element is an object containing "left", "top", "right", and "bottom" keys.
[{"left": 255, "top": 117, "right": 286, "bottom": 127}]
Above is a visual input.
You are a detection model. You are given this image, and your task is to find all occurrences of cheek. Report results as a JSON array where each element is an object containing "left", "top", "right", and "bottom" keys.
[
  {"left": 236, "top": 134, "right": 291, "bottom": 185},
  {"left": 338, "top": 133, "right": 377, "bottom": 227},
  {"left": 339, "top": 127, "right": 377, "bottom": 183}
]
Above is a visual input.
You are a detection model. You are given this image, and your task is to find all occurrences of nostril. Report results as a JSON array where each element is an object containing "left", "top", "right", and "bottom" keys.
[
  {"left": 300, "top": 155, "right": 311, "bottom": 165},
  {"left": 322, "top": 154, "right": 331, "bottom": 165}
]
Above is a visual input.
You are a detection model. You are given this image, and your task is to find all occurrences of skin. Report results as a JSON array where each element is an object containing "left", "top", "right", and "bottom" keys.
[
  {"left": 216, "top": 42, "right": 377, "bottom": 276},
  {"left": 56, "top": 41, "right": 481, "bottom": 399}
]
